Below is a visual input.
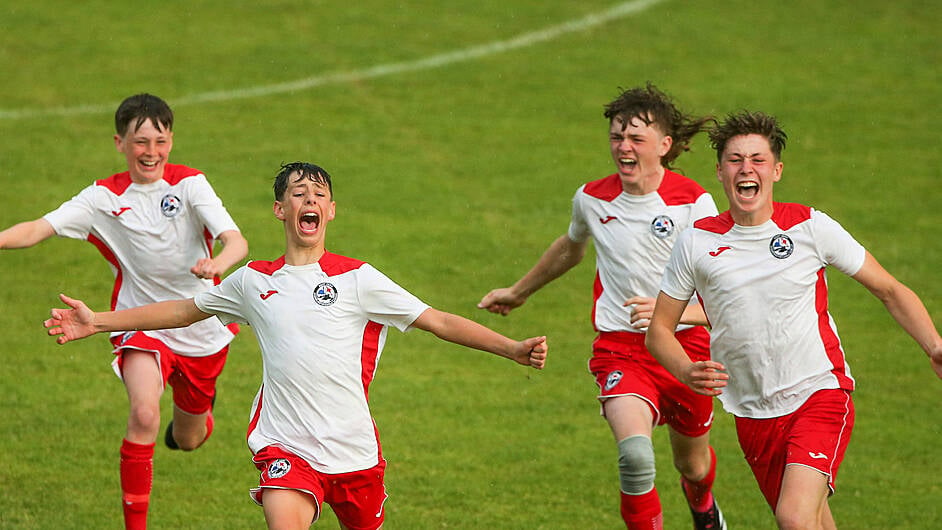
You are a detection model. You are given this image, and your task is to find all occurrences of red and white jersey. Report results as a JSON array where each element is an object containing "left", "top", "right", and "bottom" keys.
[
  {"left": 43, "top": 164, "right": 240, "bottom": 356},
  {"left": 660, "top": 203, "right": 867, "bottom": 418},
  {"left": 193, "top": 252, "right": 430, "bottom": 474},
  {"left": 567, "top": 170, "right": 717, "bottom": 333}
]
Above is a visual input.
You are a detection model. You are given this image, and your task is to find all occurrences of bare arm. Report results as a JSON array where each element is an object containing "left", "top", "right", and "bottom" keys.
[
  {"left": 44, "top": 293, "right": 212, "bottom": 345},
  {"left": 411, "top": 307, "right": 547, "bottom": 369},
  {"left": 0, "top": 218, "right": 56, "bottom": 249},
  {"left": 478, "top": 234, "right": 587, "bottom": 315},
  {"left": 624, "top": 295, "right": 709, "bottom": 329},
  {"left": 645, "top": 292, "right": 727, "bottom": 396},
  {"left": 190, "top": 229, "right": 249, "bottom": 279},
  {"left": 852, "top": 252, "right": 942, "bottom": 378}
]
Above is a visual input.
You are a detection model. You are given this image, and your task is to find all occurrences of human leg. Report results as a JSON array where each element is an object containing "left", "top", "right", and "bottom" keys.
[
  {"left": 775, "top": 465, "right": 833, "bottom": 530},
  {"left": 164, "top": 347, "right": 227, "bottom": 450},
  {"left": 118, "top": 350, "right": 164, "bottom": 530},
  {"left": 262, "top": 489, "right": 318, "bottom": 530},
  {"left": 669, "top": 429, "right": 725, "bottom": 529},
  {"left": 604, "top": 396, "right": 662, "bottom": 530}
]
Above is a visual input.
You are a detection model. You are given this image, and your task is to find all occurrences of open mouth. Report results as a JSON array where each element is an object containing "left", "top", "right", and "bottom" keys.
[
  {"left": 300, "top": 212, "right": 320, "bottom": 234},
  {"left": 619, "top": 157, "right": 637, "bottom": 168},
  {"left": 736, "top": 181, "right": 759, "bottom": 199}
]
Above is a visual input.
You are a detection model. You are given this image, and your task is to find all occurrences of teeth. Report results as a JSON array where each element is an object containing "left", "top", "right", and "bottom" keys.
[{"left": 620, "top": 158, "right": 636, "bottom": 165}]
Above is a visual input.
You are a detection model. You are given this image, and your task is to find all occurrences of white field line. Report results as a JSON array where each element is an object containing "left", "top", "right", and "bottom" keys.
[{"left": 0, "top": 0, "right": 665, "bottom": 120}]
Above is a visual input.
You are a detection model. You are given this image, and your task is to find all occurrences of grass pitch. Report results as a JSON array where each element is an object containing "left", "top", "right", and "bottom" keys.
[{"left": 0, "top": 1, "right": 939, "bottom": 528}]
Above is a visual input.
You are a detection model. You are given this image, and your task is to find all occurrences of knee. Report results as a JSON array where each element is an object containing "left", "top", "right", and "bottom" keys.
[
  {"left": 672, "top": 446, "right": 712, "bottom": 481},
  {"left": 617, "top": 435, "right": 656, "bottom": 495},
  {"left": 127, "top": 403, "right": 161, "bottom": 436}
]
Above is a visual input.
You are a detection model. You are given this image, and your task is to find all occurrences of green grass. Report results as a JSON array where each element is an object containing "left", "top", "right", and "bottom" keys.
[{"left": 1, "top": 0, "right": 940, "bottom": 528}]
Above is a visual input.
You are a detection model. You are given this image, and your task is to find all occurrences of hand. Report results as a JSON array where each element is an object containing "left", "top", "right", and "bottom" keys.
[
  {"left": 44, "top": 293, "right": 97, "bottom": 344},
  {"left": 624, "top": 296, "right": 656, "bottom": 330},
  {"left": 478, "top": 287, "right": 525, "bottom": 316},
  {"left": 681, "top": 360, "right": 728, "bottom": 396},
  {"left": 190, "top": 258, "right": 221, "bottom": 280},
  {"left": 512, "top": 336, "right": 547, "bottom": 369},
  {"left": 928, "top": 343, "right": 942, "bottom": 379}
]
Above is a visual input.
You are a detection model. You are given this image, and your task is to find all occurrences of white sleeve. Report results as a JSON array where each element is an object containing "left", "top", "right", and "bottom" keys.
[
  {"left": 187, "top": 174, "right": 241, "bottom": 239},
  {"left": 812, "top": 209, "right": 866, "bottom": 276},
  {"left": 566, "top": 186, "right": 591, "bottom": 243},
  {"left": 193, "top": 267, "right": 249, "bottom": 325},
  {"left": 659, "top": 228, "right": 698, "bottom": 301},
  {"left": 691, "top": 192, "right": 719, "bottom": 222},
  {"left": 42, "top": 185, "right": 98, "bottom": 240},
  {"left": 357, "top": 264, "right": 430, "bottom": 332}
]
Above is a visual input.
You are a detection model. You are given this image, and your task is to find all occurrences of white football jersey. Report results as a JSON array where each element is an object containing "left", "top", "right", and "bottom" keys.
[
  {"left": 660, "top": 203, "right": 866, "bottom": 418},
  {"left": 193, "top": 252, "right": 430, "bottom": 474},
  {"left": 43, "top": 164, "right": 240, "bottom": 356},
  {"left": 567, "top": 170, "right": 717, "bottom": 333}
]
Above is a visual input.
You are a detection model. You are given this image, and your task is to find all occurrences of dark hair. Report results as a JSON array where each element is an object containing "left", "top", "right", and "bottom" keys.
[
  {"left": 603, "top": 83, "right": 713, "bottom": 167},
  {"left": 114, "top": 94, "right": 173, "bottom": 137},
  {"left": 709, "top": 110, "right": 787, "bottom": 162},
  {"left": 273, "top": 162, "right": 333, "bottom": 200}
]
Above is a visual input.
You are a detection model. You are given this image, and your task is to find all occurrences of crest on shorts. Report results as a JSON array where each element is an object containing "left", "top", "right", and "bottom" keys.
[
  {"left": 650, "top": 215, "right": 674, "bottom": 239},
  {"left": 769, "top": 233, "right": 794, "bottom": 259},
  {"left": 313, "top": 282, "right": 339, "bottom": 306},
  {"left": 160, "top": 194, "right": 183, "bottom": 217},
  {"left": 267, "top": 458, "right": 291, "bottom": 479},
  {"left": 604, "top": 370, "right": 623, "bottom": 391}
]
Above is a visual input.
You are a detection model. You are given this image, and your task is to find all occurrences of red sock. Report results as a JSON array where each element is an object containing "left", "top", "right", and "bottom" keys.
[
  {"left": 120, "top": 439, "right": 155, "bottom": 530},
  {"left": 203, "top": 411, "right": 214, "bottom": 444},
  {"left": 681, "top": 446, "right": 717, "bottom": 512},
  {"left": 620, "top": 488, "right": 663, "bottom": 530}
]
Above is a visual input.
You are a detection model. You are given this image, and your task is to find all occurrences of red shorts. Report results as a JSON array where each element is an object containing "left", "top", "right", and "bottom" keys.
[
  {"left": 251, "top": 445, "right": 388, "bottom": 530},
  {"left": 735, "top": 388, "right": 855, "bottom": 510},
  {"left": 111, "top": 331, "right": 229, "bottom": 415},
  {"left": 588, "top": 327, "right": 713, "bottom": 437}
]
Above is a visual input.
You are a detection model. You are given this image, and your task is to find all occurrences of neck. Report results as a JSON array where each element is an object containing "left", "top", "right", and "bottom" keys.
[
  {"left": 622, "top": 166, "right": 666, "bottom": 196},
  {"left": 284, "top": 246, "right": 326, "bottom": 266}
]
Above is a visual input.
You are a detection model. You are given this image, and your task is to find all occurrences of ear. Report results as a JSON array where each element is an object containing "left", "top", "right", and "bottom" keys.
[
  {"left": 658, "top": 134, "right": 673, "bottom": 158},
  {"left": 326, "top": 201, "right": 336, "bottom": 222},
  {"left": 716, "top": 162, "right": 722, "bottom": 183},
  {"left": 114, "top": 133, "right": 124, "bottom": 152},
  {"left": 772, "top": 161, "right": 784, "bottom": 182},
  {"left": 273, "top": 201, "right": 286, "bottom": 221}
]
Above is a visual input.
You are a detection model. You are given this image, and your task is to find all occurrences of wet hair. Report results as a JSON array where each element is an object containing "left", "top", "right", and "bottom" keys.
[
  {"left": 114, "top": 93, "right": 173, "bottom": 137},
  {"left": 709, "top": 110, "right": 787, "bottom": 162},
  {"left": 603, "top": 83, "right": 714, "bottom": 168},
  {"left": 273, "top": 162, "right": 333, "bottom": 200}
]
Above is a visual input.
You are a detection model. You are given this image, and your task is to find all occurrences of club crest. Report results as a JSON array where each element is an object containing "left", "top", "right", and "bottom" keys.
[
  {"left": 769, "top": 234, "right": 794, "bottom": 259},
  {"left": 313, "top": 282, "right": 339, "bottom": 306},
  {"left": 650, "top": 215, "right": 674, "bottom": 239},
  {"left": 267, "top": 458, "right": 291, "bottom": 479},
  {"left": 604, "top": 370, "right": 623, "bottom": 391},
  {"left": 160, "top": 194, "right": 183, "bottom": 217}
]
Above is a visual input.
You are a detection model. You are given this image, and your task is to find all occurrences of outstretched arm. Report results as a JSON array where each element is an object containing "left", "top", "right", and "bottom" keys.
[
  {"left": 411, "top": 308, "right": 547, "bottom": 369},
  {"left": 477, "top": 234, "right": 587, "bottom": 316},
  {"left": 645, "top": 292, "right": 727, "bottom": 396},
  {"left": 44, "top": 293, "right": 213, "bottom": 345},
  {"left": 0, "top": 218, "right": 56, "bottom": 250},
  {"left": 852, "top": 252, "right": 942, "bottom": 378},
  {"left": 190, "top": 229, "right": 249, "bottom": 279}
]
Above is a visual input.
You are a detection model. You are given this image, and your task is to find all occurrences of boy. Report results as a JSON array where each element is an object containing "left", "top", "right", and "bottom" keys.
[
  {"left": 46, "top": 161, "right": 548, "bottom": 530},
  {"left": 1, "top": 93, "right": 247, "bottom": 529},
  {"left": 478, "top": 85, "right": 723, "bottom": 529},
  {"left": 646, "top": 110, "right": 942, "bottom": 528}
]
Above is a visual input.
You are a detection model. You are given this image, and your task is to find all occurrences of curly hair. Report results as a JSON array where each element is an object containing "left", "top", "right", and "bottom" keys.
[
  {"left": 709, "top": 111, "right": 787, "bottom": 162},
  {"left": 604, "top": 83, "right": 713, "bottom": 168}
]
